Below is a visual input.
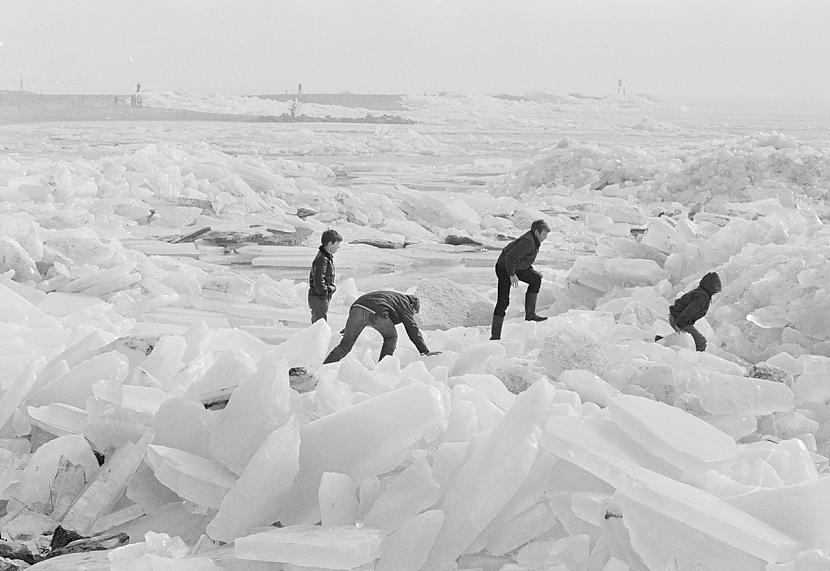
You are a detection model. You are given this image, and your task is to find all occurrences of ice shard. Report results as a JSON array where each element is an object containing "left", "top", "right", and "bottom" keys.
[
  {"left": 425, "top": 379, "right": 556, "bottom": 568},
  {"left": 206, "top": 417, "right": 300, "bottom": 542},
  {"left": 276, "top": 382, "right": 446, "bottom": 525}
]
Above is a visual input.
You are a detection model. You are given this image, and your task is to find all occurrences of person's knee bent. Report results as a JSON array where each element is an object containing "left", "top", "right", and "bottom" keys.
[
  {"left": 527, "top": 272, "right": 542, "bottom": 294},
  {"left": 379, "top": 333, "right": 398, "bottom": 360}
]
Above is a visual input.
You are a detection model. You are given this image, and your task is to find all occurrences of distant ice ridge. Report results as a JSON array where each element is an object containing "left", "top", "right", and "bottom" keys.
[
  {"left": 141, "top": 91, "right": 378, "bottom": 119},
  {"left": 139, "top": 90, "right": 682, "bottom": 127}
]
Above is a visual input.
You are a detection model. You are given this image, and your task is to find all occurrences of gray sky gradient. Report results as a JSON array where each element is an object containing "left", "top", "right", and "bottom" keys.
[{"left": 2, "top": 0, "right": 828, "bottom": 106}]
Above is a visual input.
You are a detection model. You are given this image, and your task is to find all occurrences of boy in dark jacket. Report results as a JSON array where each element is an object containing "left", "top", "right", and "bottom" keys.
[
  {"left": 490, "top": 219, "right": 551, "bottom": 340},
  {"left": 323, "top": 291, "right": 440, "bottom": 363},
  {"left": 308, "top": 229, "right": 342, "bottom": 323},
  {"left": 662, "top": 271, "right": 722, "bottom": 351}
]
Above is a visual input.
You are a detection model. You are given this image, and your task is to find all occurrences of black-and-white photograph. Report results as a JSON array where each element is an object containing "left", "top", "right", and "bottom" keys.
[{"left": 1, "top": 1, "right": 830, "bottom": 569}]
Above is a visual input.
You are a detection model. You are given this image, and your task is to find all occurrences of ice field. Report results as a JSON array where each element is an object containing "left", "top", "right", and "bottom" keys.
[{"left": 1, "top": 91, "right": 830, "bottom": 569}]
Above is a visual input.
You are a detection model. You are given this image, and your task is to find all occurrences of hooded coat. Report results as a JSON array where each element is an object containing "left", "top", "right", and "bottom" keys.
[{"left": 669, "top": 272, "right": 722, "bottom": 328}]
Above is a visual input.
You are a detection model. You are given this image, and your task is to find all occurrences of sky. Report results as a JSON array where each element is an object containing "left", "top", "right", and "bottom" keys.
[{"left": 2, "top": 0, "right": 829, "bottom": 106}]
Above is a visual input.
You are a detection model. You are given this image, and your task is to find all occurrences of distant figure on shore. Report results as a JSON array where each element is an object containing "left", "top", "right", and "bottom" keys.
[
  {"left": 136, "top": 82, "right": 141, "bottom": 93},
  {"left": 130, "top": 93, "right": 143, "bottom": 108},
  {"left": 113, "top": 96, "right": 118, "bottom": 106},
  {"left": 298, "top": 82, "right": 302, "bottom": 96}
]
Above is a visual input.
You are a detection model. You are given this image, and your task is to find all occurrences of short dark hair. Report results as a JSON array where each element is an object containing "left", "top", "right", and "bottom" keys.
[
  {"left": 531, "top": 219, "right": 550, "bottom": 233},
  {"left": 321, "top": 229, "right": 343, "bottom": 246},
  {"left": 410, "top": 295, "right": 420, "bottom": 313}
]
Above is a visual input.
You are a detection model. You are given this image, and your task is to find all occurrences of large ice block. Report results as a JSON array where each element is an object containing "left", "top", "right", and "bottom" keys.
[
  {"left": 363, "top": 458, "right": 441, "bottom": 533},
  {"left": 234, "top": 525, "right": 383, "bottom": 568},
  {"left": 9, "top": 433, "right": 99, "bottom": 514},
  {"left": 541, "top": 418, "right": 803, "bottom": 562},
  {"left": 209, "top": 359, "right": 292, "bottom": 474},
  {"left": 318, "top": 472, "right": 357, "bottom": 528},
  {"left": 724, "top": 476, "right": 830, "bottom": 552},
  {"left": 31, "top": 351, "right": 129, "bottom": 408},
  {"left": 608, "top": 394, "right": 737, "bottom": 474},
  {"left": 62, "top": 432, "right": 151, "bottom": 535},
  {"left": 559, "top": 369, "right": 620, "bottom": 407},
  {"left": 267, "top": 318, "right": 332, "bottom": 369},
  {"left": 0, "top": 360, "right": 39, "bottom": 432},
  {"left": 425, "top": 379, "right": 556, "bottom": 569},
  {"left": 207, "top": 417, "right": 300, "bottom": 542},
  {"left": 376, "top": 510, "right": 444, "bottom": 571},
  {"left": 485, "top": 502, "right": 557, "bottom": 556},
  {"left": 0, "top": 281, "right": 54, "bottom": 327},
  {"left": 146, "top": 444, "right": 237, "bottom": 509},
  {"left": 618, "top": 494, "right": 765, "bottom": 571},
  {"left": 276, "top": 382, "right": 445, "bottom": 525},
  {"left": 687, "top": 369, "right": 795, "bottom": 416},
  {"left": 152, "top": 398, "right": 211, "bottom": 457}
]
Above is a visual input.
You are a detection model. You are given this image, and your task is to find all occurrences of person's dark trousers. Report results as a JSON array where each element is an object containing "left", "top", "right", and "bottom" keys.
[
  {"left": 323, "top": 306, "right": 399, "bottom": 364},
  {"left": 308, "top": 291, "right": 330, "bottom": 324},
  {"left": 490, "top": 314, "right": 505, "bottom": 340},
  {"left": 669, "top": 315, "right": 707, "bottom": 352},
  {"left": 493, "top": 263, "right": 543, "bottom": 316}
]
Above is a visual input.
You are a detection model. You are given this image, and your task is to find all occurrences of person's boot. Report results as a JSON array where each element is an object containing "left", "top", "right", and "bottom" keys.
[
  {"left": 490, "top": 314, "right": 505, "bottom": 340},
  {"left": 524, "top": 293, "right": 548, "bottom": 322}
]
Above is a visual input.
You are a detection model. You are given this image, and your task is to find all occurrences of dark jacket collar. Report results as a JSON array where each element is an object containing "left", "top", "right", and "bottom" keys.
[
  {"left": 318, "top": 245, "right": 333, "bottom": 260},
  {"left": 528, "top": 231, "right": 540, "bottom": 248}
]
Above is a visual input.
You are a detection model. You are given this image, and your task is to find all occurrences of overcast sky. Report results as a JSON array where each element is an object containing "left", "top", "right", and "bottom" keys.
[{"left": 2, "top": 0, "right": 828, "bottom": 106}]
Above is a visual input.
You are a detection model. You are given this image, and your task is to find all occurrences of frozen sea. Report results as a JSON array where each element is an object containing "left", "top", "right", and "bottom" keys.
[{"left": 4, "top": 92, "right": 830, "bottom": 569}]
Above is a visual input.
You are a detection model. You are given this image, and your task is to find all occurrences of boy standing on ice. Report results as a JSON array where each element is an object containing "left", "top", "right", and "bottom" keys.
[
  {"left": 490, "top": 219, "right": 551, "bottom": 340},
  {"left": 308, "top": 229, "right": 342, "bottom": 323},
  {"left": 323, "top": 291, "right": 440, "bottom": 363},
  {"left": 657, "top": 271, "right": 722, "bottom": 351}
]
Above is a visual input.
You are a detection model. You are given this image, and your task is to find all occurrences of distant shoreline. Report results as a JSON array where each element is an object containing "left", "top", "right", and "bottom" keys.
[{"left": 0, "top": 91, "right": 414, "bottom": 125}]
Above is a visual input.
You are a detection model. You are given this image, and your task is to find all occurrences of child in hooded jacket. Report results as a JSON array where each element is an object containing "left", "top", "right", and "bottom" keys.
[{"left": 664, "top": 271, "right": 722, "bottom": 351}]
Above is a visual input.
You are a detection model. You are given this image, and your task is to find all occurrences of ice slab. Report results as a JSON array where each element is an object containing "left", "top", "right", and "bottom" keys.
[
  {"left": 363, "top": 458, "right": 441, "bottom": 533},
  {"left": 687, "top": 369, "right": 796, "bottom": 416},
  {"left": 62, "top": 433, "right": 151, "bottom": 535},
  {"left": 207, "top": 417, "right": 300, "bottom": 542},
  {"left": 608, "top": 394, "right": 737, "bottom": 474},
  {"left": 724, "top": 476, "right": 830, "bottom": 552},
  {"left": 0, "top": 360, "right": 39, "bottom": 432},
  {"left": 152, "top": 398, "right": 211, "bottom": 457},
  {"left": 318, "top": 471, "right": 357, "bottom": 528},
  {"left": 32, "top": 351, "right": 130, "bottom": 408},
  {"left": 375, "top": 510, "right": 444, "bottom": 571},
  {"left": 559, "top": 369, "right": 621, "bottom": 407},
  {"left": 485, "top": 502, "right": 557, "bottom": 556},
  {"left": 234, "top": 525, "right": 383, "bottom": 568},
  {"left": 0, "top": 281, "right": 54, "bottom": 327},
  {"left": 209, "top": 359, "right": 292, "bottom": 474},
  {"left": 267, "top": 318, "right": 332, "bottom": 369},
  {"left": 9, "top": 433, "right": 99, "bottom": 515},
  {"left": 425, "top": 379, "right": 556, "bottom": 568},
  {"left": 542, "top": 418, "right": 803, "bottom": 562},
  {"left": 277, "top": 382, "right": 445, "bottom": 525},
  {"left": 146, "top": 444, "right": 237, "bottom": 509},
  {"left": 619, "top": 493, "right": 765, "bottom": 571}
]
